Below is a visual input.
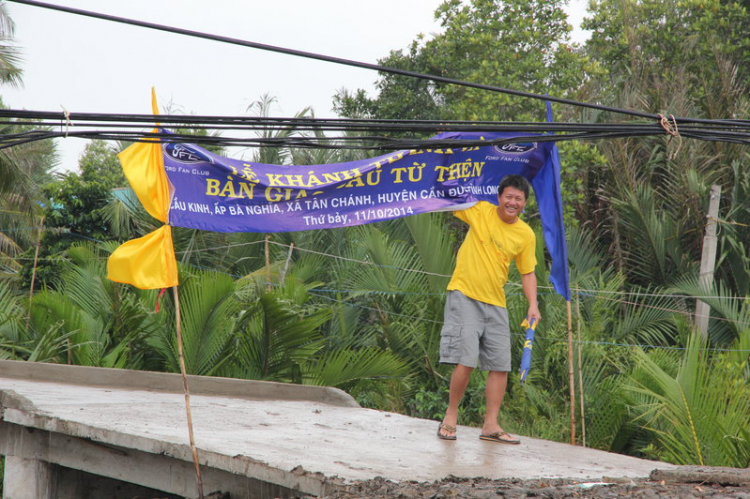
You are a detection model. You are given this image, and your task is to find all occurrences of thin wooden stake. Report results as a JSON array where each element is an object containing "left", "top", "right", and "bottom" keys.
[
  {"left": 280, "top": 242, "right": 294, "bottom": 283},
  {"left": 264, "top": 235, "right": 271, "bottom": 292},
  {"left": 566, "top": 300, "right": 576, "bottom": 445},
  {"left": 173, "top": 286, "right": 204, "bottom": 499},
  {"left": 575, "top": 287, "right": 586, "bottom": 447},
  {"left": 27, "top": 216, "right": 44, "bottom": 330}
]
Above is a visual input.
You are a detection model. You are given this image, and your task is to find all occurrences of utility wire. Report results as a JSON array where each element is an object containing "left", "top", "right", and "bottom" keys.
[
  {"left": 7, "top": 0, "right": 658, "bottom": 120},
  {"left": 3, "top": 108, "right": 750, "bottom": 151},
  {"left": 6, "top": 1, "right": 750, "bottom": 152},
  {"left": 9, "top": 0, "right": 750, "bottom": 129}
]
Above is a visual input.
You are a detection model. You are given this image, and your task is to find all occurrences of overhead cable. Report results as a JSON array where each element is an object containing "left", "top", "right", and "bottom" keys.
[
  {"left": 3, "top": 108, "right": 750, "bottom": 151},
  {"left": 2, "top": 0, "right": 687, "bottom": 120}
]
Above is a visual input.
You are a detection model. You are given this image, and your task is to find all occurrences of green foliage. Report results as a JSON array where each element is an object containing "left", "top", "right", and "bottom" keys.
[
  {"left": 0, "top": 5, "right": 23, "bottom": 87},
  {"left": 2, "top": 0, "right": 750, "bottom": 474},
  {"left": 18, "top": 173, "right": 114, "bottom": 290},
  {"left": 244, "top": 94, "right": 312, "bottom": 165},
  {"left": 502, "top": 380, "right": 570, "bottom": 442},
  {"left": 584, "top": 0, "right": 750, "bottom": 94},
  {"left": 24, "top": 244, "right": 161, "bottom": 367},
  {"left": 228, "top": 287, "right": 326, "bottom": 382},
  {"left": 578, "top": 0, "right": 750, "bottom": 294},
  {"left": 149, "top": 268, "right": 239, "bottom": 376},
  {"left": 335, "top": 0, "right": 603, "bottom": 122},
  {"left": 305, "top": 347, "right": 408, "bottom": 389},
  {"left": 409, "top": 385, "right": 449, "bottom": 421},
  {"left": 42, "top": 173, "right": 115, "bottom": 241},
  {"left": 624, "top": 334, "right": 750, "bottom": 467},
  {"left": 79, "top": 140, "right": 128, "bottom": 190},
  {"left": 555, "top": 141, "right": 606, "bottom": 227},
  {"left": 0, "top": 280, "right": 23, "bottom": 359},
  {"left": 0, "top": 97, "right": 56, "bottom": 285}
]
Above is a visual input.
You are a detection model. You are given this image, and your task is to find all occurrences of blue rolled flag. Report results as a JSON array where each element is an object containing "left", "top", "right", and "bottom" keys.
[{"left": 519, "top": 318, "right": 537, "bottom": 384}]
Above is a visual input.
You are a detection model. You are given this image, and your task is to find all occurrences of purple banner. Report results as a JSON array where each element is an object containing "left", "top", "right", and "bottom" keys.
[{"left": 163, "top": 131, "right": 552, "bottom": 233}]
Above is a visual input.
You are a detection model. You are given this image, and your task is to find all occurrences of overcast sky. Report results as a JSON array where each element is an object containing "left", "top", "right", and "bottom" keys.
[{"left": 3, "top": 0, "right": 589, "bottom": 172}]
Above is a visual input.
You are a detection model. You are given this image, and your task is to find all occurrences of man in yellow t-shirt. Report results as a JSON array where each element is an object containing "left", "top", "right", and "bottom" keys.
[{"left": 436, "top": 174, "right": 541, "bottom": 445}]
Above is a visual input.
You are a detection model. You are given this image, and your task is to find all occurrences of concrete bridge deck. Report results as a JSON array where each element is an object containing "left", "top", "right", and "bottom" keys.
[{"left": 0, "top": 360, "right": 675, "bottom": 498}]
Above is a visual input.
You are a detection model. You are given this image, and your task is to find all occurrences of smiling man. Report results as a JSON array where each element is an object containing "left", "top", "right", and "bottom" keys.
[{"left": 436, "top": 174, "right": 541, "bottom": 445}]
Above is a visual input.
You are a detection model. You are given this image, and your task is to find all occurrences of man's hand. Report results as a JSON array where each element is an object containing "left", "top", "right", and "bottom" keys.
[
  {"left": 526, "top": 305, "right": 541, "bottom": 325},
  {"left": 521, "top": 272, "right": 541, "bottom": 325}
]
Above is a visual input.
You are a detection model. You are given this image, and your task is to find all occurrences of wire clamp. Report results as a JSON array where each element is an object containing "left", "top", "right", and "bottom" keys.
[
  {"left": 658, "top": 114, "right": 679, "bottom": 136},
  {"left": 659, "top": 114, "right": 682, "bottom": 159},
  {"left": 61, "top": 105, "right": 74, "bottom": 138}
]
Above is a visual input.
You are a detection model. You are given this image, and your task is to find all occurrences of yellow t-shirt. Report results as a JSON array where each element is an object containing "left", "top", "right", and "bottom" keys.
[{"left": 447, "top": 201, "right": 536, "bottom": 307}]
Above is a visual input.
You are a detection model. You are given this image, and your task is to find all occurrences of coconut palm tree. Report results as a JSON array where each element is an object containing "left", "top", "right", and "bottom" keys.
[
  {"left": 0, "top": 113, "right": 56, "bottom": 284},
  {"left": 623, "top": 332, "right": 750, "bottom": 467},
  {"left": 0, "top": 5, "right": 22, "bottom": 87}
]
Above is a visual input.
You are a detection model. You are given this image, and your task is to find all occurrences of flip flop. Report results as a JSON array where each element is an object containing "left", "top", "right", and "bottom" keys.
[
  {"left": 437, "top": 422, "right": 457, "bottom": 440},
  {"left": 479, "top": 431, "right": 520, "bottom": 444}
]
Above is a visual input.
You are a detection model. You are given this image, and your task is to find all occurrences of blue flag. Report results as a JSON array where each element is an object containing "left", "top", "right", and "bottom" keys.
[{"left": 520, "top": 318, "right": 537, "bottom": 384}]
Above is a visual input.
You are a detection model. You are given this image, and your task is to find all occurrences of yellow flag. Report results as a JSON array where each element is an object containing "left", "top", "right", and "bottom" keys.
[
  {"left": 107, "top": 89, "right": 178, "bottom": 289},
  {"left": 117, "top": 138, "right": 172, "bottom": 223},
  {"left": 107, "top": 225, "right": 178, "bottom": 289}
]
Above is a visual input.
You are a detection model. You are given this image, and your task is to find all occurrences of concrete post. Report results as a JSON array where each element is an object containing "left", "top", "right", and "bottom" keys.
[
  {"left": 695, "top": 185, "right": 721, "bottom": 338},
  {"left": 3, "top": 456, "right": 56, "bottom": 499}
]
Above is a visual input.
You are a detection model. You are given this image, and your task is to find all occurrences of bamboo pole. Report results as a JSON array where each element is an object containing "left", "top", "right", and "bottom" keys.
[
  {"left": 280, "top": 242, "right": 294, "bottom": 283},
  {"left": 173, "top": 286, "right": 204, "bottom": 499},
  {"left": 27, "top": 216, "right": 44, "bottom": 328},
  {"left": 575, "top": 287, "right": 586, "bottom": 447},
  {"left": 566, "top": 300, "right": 576, "bottom": 445},
  {"left": 264, "top": 235, "right": 271, "bottom": 292}
]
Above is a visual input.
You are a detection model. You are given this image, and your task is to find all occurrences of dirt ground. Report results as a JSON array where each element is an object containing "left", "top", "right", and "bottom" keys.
[{"left": 312, "top": 474, "right": 750, "bottom": 498}]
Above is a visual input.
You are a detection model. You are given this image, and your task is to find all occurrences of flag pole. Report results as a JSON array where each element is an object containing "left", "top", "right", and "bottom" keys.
[
  {"left": 27, "top": 216, "right": 44, "bottom": 331},
  {"left": 566, "top": 300, "right": 576, "bottom": 445},
  {"left": 173, "top": 286, "right": 204, "bottom": 499},
  {"left": 265, "top": 235, "right": 272, "bottom": 292},
  {"left": 575, "top": 286, "right": 586, "bottom": 447}
]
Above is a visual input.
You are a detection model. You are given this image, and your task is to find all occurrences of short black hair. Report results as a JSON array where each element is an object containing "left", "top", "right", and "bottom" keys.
[{"left": 498, "top": 174, "right": 530, "bottom": 199}]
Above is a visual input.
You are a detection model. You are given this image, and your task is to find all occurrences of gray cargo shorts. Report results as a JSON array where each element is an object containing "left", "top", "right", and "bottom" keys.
[{"left": 439, "top": 290, "right": 511, "bottom": 371}]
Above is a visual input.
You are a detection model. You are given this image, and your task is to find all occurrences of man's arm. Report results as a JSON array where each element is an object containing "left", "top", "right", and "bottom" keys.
[{"left": 521, "top": 271, "right": 541, "bottom": 324}]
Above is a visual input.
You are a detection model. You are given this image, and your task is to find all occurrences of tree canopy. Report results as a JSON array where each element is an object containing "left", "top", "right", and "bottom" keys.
[{"left": 1, "top": 0, "right": 749, "bottom": 470}]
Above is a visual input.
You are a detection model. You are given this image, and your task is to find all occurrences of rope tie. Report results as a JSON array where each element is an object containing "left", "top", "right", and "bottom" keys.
[
  {"left": 659, "top": 114, "right": 679, "bottom": 136},
  {"left": 61, "top": 105, "right": 73, "bottom": 137},
  {"left": 659, "top": 113, "right": 682, "bottom": 159}
]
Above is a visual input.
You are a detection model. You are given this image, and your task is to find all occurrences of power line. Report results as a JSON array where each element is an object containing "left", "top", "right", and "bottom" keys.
[
  {"left": 4, "top": 0, "right": 659, "bottom": 119},
  {"left": 4, "top": 1, "right": 750, "bottom": 152},
  {"left": 3, "top": 108, "right": 750, "bottom": 151}
]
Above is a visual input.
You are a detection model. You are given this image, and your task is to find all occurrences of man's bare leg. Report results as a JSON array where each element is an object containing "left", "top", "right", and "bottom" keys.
[
  {"left": 483, "top": 370, "right": 508, "bottom": 435},
  {"left": 439, "top": 364, "right": 473, "bottom": 438}
]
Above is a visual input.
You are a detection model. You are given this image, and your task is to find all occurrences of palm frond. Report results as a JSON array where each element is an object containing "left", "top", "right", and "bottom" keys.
[
  {"left": 624, "top": 335, "right": 750, "bottom": 467},
  {"left": 0, "top": 280, "right": 22, "bottom": 342},
  {"left": 404, "top": 213, "right": 455, "bottom": 294},
  {"left": 342, "top": 225, "right": 424, "bottom": 294},
  {"left": 229, "top": 291, "right": 330, "bottom": 382},
  {"left": 29, "top": 289, "right": 109, "bottom": 366},
  {"left": 304, "top": 347, "right": 409, "bottom": 389},
  {"left": 671, "top": 275, "right": 750, "bottom": 346},
  {"left": 614, "top": 287, "right": 682, "bottom": 346}
]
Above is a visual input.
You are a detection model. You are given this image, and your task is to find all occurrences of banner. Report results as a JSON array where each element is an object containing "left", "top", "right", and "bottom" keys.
[
  {"left": 164, "top": 132, "right": 544, "bottom": 227},
  {"left": 115, "top": 130, "right": 570, "bottom": 299}
]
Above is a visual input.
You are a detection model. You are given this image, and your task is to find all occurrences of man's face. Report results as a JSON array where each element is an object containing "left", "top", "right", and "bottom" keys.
[{"left": 497, "top": 186, "right": 527, "bottom": 223}]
